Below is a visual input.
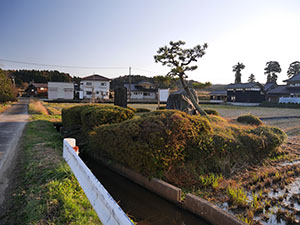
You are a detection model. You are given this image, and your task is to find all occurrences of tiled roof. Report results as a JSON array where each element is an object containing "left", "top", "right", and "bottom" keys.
[
  {"left": 210, "top": 90, "right": 227, "bottom": 95},
  {"left": 124, "top": 83, "right": 157, "bottom": 92},
  {"left": 227, "top": 82, "right": 261, "bottom": 89},
  {"left": 264, "top": 82, "right": 276, "bottom": 91},
  {"left": 32, "top": 83, "right": 48, "bottom": 88},
  {"left": 82, "top": 74, "right": 111, "bottom": 81},
  {"left": 267, "top": 85, "right": 291, "bottom": 95}
]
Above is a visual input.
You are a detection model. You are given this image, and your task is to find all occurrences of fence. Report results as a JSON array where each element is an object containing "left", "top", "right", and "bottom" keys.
[
  {"left": 279, "top": 97, "right": 300, "bottom": 104},
  {"left": 63, "top": 138, "right": 134, "bottom": 225}
]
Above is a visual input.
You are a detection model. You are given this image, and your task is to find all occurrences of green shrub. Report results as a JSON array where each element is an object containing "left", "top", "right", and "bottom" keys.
[
  {"left": 81, "top": 105, "right": 134, "bottom": 134},
  {"left": 62, "top": 105, "right": 94, "bottom": 131},
  {"left": 204, "top": 108, "right": 219, "bottom": 116},
  {"left": 237, "top": 114, "right": 263, "bottom": 126},
  {"left": 89, "top": 110, "right": 212, "bottom": 177}
]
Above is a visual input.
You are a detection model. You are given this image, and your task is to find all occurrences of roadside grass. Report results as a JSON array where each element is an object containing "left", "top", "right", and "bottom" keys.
[
  {"left": 1, "top": 104, "right": 101, "bottom": 224},
  {"left": 0, "top": 102, "right": 13, "bottom": 113}
]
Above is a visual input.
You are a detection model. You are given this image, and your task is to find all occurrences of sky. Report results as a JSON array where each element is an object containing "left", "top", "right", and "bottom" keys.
[{"left": 1, "top": 0, "right": 300, "bottom": 84}]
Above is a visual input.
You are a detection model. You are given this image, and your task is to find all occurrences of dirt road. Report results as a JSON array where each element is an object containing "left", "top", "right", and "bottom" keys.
[{"left": 0, "top": 98, "right": 29, "bottom": 206}]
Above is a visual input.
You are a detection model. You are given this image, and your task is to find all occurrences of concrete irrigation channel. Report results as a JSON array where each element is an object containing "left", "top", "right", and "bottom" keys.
[{"left": 82, "top": 155, "right": 212, "bottom": 225}]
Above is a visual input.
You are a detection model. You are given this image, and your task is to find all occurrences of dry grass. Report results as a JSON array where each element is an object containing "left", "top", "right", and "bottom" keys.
[{"left": 29, "top": 99, "right": 49, "bottom": 115}]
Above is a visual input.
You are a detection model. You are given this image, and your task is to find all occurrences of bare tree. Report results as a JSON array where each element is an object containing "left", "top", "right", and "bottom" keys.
[{"left": 154, "top": 40, "right": 207, "bottom": 115}]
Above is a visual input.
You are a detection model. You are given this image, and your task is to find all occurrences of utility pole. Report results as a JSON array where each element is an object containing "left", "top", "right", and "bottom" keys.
[{"left": 128, "top": 67, "right": 131, "bottom": 101}]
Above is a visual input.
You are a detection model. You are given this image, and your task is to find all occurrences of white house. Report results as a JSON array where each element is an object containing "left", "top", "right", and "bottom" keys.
[
  {"left": 48, "top": 82, "right": 74, "bottom": 100},
  {"left": 80, "top": 74, "right": 111, "bottom": 100}
]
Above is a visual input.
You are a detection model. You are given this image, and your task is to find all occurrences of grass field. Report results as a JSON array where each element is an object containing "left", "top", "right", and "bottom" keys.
[{"left": 1, "top": 101, "right": 101, "bottom": 225}]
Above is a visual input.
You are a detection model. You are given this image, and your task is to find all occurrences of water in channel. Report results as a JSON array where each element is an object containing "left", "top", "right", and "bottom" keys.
[{"left": 82, "top": 155, "right": 211, "bottom": 225}]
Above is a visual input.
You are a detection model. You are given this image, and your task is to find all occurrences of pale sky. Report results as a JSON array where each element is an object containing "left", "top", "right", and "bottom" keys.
[{"left": 1, "top": 0, "right": 300, "bottom": 84}]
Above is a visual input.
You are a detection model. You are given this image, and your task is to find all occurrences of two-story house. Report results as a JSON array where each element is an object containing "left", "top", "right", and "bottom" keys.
[
  {"left": 79, "top": 74, "right": 111, "bottom": 100},
  {"left": 227, "top": 82, "right": 265, "bottom": 104},
  {"left": 124, "top": 81, "right": 157, "bottom": 100}
]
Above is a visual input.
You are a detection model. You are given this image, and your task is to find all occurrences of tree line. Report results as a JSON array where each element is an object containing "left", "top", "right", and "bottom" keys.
[
  {"left": 4, "top": 69, "right": 72, "bottom": 88},
  {"left": 232, "top": 61, "right": 300, "bottom": 84},
  {"left": 0, "top": 69, "right": 17, "bottom": 103},
  {"left": 110, "top": 74, "right": 211, "bottom": 90}
]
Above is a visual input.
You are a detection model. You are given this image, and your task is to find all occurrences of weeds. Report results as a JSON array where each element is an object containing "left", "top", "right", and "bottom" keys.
[
  {"left": 227, "top": 186, "right": 248, "bottom": 207},
  {"left": 199, "top": 173, "right": 223, "bottom": 190}
]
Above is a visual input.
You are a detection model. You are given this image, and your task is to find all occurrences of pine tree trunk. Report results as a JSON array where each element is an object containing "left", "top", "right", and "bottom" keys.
[{"left": 179, "top": 75, "right": 207, "bottom": 116}]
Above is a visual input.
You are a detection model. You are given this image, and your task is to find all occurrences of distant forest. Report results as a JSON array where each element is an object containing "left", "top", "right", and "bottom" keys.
[
  {"left": 2, "top": 69, "right": 212, "bottom": 90},
  {"left": 3, "top": 69, "right": 72, "bottom": 88},
  {"left": 110, "top": 75, "right": 212, "bottom": 90}
]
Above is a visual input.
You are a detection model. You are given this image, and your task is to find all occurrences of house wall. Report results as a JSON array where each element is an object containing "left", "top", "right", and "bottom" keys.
[
  {"left": 142, "top": 92, "right": 156, "bottom": 99},
  {"left": 48, "top": 82, "right": 74, "bottom": 100},
  {"left": 227, "top": 90, "right": 265, "bottom": 103},
  {"left": 80, "top": 80, "right": 110, "bottom": 99},
  {"left": 130, "top": 91, "right": 143, "bottom": 99}
]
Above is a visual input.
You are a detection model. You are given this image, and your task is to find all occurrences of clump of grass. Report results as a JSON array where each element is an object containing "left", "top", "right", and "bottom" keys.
[
  {"left": 46, "top": 106, "right": 61, "bottom": 115},
  {"left": 29, "top": 99, "right": 49, "bottom": 115},
  {"left": 227, "top": 185, "right": 248, "bottom": 207},
  {"left": 199, "top": 173, "right": 223, "bottom": 189},
  {"left": 237, "top": 114, "right": 263, "bottom": 126}
]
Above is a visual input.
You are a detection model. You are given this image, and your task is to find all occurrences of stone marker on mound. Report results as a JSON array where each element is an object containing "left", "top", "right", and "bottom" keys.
[{"left": 166, "top": 89, "right": 197, "bottom": 115}]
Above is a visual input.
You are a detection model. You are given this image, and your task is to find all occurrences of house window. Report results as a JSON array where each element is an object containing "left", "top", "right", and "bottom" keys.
[
  {"left": 101, "top": 83, "right": 107, "bottom": 86},
  {"left": 86, "top": 82, "right": 92, "bottom": 85},
  {"left": 40, "top": 87, "right": 44, "bottom": 90},
  {"left": 231, "top": 96, "right": 236, "bottom": 101},
  {"left": 86, "top": 91, "right": 92, "bottom": 95},
  {"left": 143, "top": 93, "right": 151, "bottom": 96},
  {"left": 96, "top": 91, "right": 99, "bottom": 94},
  {"left": 80, "top": 82, "right": 83, "bottom": 85}
]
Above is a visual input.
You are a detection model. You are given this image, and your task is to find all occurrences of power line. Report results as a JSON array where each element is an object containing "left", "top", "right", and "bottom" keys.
[
  {"left": 0, "top": 58, "right": 166, "bottom": 75},
  {"left": 131, "top": 67, "right": 164, "bottom": 75},
  {"left": 0, "top": 58, "right": 127, "bottom": 70}
]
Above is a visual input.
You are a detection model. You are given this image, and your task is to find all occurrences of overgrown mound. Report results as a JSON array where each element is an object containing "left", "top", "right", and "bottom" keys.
[
  {"left": 89, "top": 110, "right": 211, "bottom": 177},
  {"left": 237, "top": 114, "right": 263, "bottom": 126},
  {"left": 88, "top": 110, "right": 286, "bottom": 182}
]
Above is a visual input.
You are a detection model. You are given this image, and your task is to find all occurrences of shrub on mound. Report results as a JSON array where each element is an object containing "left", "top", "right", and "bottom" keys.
[
  {"left": 237, "top": 114, "right": 263, "bottom": 126},
  {"left": 62, "top": 104, "right": 134, "bottom": 135},
  {"left": 62, "top": 105, "right": 94, "bottom": 131},
  {"left": 204, "top": 108, "right": 219, "bottom": 116},
  {"left": 89, "top": 110, "right": 212, "bottom": 177},
  {"left": 81, "top": 105, "right": 134, "bottom": 134},
  {"left": 88, "top": 110, "right": 286, "bottom": 182}
]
